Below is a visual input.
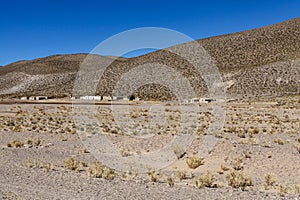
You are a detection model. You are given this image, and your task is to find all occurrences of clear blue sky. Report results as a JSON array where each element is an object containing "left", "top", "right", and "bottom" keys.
[{"left": 1, "top": 0, "right": 300, "bottom": 66}]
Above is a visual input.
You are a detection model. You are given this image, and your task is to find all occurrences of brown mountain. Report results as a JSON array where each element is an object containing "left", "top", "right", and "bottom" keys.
[{"left": 1, "top": 18, "right": 300, "bottom": 100}]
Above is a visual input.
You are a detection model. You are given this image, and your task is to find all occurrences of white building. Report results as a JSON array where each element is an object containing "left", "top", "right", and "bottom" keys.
[
  {"left": 190, "top": 98, "right": 200, "bottom": 103},
  {"left": 79, "top": 96, "right": 102, "bottom": 101},
  {"left": 200, "top": 98, "right": 216, "bottom": 103}
]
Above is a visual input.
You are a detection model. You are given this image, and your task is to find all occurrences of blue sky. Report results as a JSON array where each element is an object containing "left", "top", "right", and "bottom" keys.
[{"left": 1, "top": 0, "right": 300, "bottom": 66}]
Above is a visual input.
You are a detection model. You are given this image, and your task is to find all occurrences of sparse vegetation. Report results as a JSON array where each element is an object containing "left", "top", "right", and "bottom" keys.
[
  {"left": 87, "top": 161, "right": 115, "bottom": 180},
  {"left": 279, "top": 184, "right": 288, "bottom": 197},
  {"left": 194, "top": 171, "right": 215, "bottom": 188},
  {"left": 294, "top": 143, "right": 300, "bottom": 153},
  {"left": 147, "top": 169, "right": 160, "bottom": 182},
  {"left": 12, "top": 140, "right": 24, "bottom": 148},
  {"left": 166, "top": 176, "right": 175, "bottom": 187},
  {"left": 231, "top": 157, "right": 243, "bottom": 171},
  {"left": 263, "top": 174, "right": 277, "bottom": 190},
  {"left": 120, "top": 147, "right": 131, "bottom": 157},
  {"left": 186, "top": 156, "right": 205, "bottom": 169},
  {"left": 294, "top": 183, "right": 300, "bottom": 194},
  {"left": 177, "top": 170, "right": 187, "bottom": 181},
  {"left": 274, "top": 138, "right": 284, "bottom": 145},
  {"left": 65, "top": 158, "right": 81, "bottom": 172},
  {"left": 226, "top": 170, "right": 253, "bottom": 190}
]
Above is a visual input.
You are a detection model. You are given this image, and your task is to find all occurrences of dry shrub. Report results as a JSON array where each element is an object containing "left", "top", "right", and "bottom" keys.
[
  {"left": 294, "top": 183, "right": 300, "bottom": 194},
  {"left": 186, "top": 156, "right": 205, "bottom": 169},
  {"left": 147, "top": 169, "right": 160, "bottom": 182},
  {"left": 231, "top": 157, "right": 243, "bottom": 171},
  {"left": 166, "top": 176, "right": 175, "bottom": 187},
  {"left": 294, "top": 143, "right": 300, "bottom": 153},
  {"left": 65, "top": 158, "right": 81, "bottom": 172},
  {"left": 279, "top": 184, "right": 288, "bottom": 197},
  {"left": 263, "top": 174, "right": 277, "bottom": 190},
  {"left": 226, "top": 170, "right": 253, "bottom": 190},
  {"left": 13, "top": 140, "right": 24, "bottom": 148},
  {"left": 194, "top": 171, "right": 215, "bottom": 188},
  {"left": 87, "top": 161, "right": 115, "bottom": 180},
  {"left": 177, "top": 170, "right": 187, "bottom": 181},
  {"left": 274, "top": 138, "right": 284, "bottom": 145}
]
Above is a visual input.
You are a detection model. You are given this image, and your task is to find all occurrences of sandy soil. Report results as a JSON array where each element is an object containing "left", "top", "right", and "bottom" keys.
[{"left": 0, "top": 98, "right": 299, "bottom": 199}]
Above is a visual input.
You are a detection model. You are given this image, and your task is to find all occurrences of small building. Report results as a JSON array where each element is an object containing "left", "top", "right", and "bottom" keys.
[
  {"left": 112, "top": 96, "right": 125, "bottom": 101},
  {"left": 79, "top": 96, "right": 102, "bottom": 101},
  {"left": 36, "top": 96, "right": 48, "bottom": 100},
  {"left": 190, "top": 98, "right": 200, "bottom": 103},
  {"left": 200, "top": 98, "right": 216, "bottom": 103}
]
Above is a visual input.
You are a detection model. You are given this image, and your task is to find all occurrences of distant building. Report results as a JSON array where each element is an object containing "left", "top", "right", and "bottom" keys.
[
  {"left": 200, "top": 98, "right": 216, "bottom": 103},
  {"left": 112, "top": 96, "right": 128, "bottom": 101},
  {"left": 27, "top": 96, "right": 48, "bottom": 100},
  {"left": 190, "top": 98, "right": 200, "bottom": 103},
  {"left": 36, "top": 96, "right": 48, "bottom": 100},
  {"left": 79, "top": 96, "right": 102, "bottom": 101}
]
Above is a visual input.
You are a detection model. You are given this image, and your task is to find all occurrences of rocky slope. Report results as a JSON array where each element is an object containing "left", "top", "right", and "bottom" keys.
[{"left": 1, "top": 18, "right": 300, "bottom": 100}]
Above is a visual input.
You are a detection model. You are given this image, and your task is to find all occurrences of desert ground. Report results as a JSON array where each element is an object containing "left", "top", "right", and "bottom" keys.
[{"left": 0, "top": 96, "right": 300, "bottom": 199}]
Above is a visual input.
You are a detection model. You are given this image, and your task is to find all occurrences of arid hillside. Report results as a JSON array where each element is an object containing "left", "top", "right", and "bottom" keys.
[{"left": 1, "top": 18, "right": 300, "bottom": 100}]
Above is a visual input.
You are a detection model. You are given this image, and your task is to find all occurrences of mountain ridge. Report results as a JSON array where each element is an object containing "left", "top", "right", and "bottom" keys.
[{"left": 1, "top": 18, "right": 300, "bottom": 100}]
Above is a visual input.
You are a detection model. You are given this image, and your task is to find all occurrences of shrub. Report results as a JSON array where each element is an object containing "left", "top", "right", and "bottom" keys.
[
  {"left": 232, "top": 157, "right": 243, "bottom": 171},
  {"left": 252, "top": 128, "right": 259, "bottom": 134},
  {"left": 226, "top": 170, "right": 253, "bottom": 190},
  {"left": 294, "top": 143, "right": 300, "bottom": 153},
  {"left": 147, "top": 169, "right": 160, "bottom": 182},
  {"left": 87, "top": 161, "right": 115, "bottom": 180},
  {"left": 13, "top": 140, "right": 24, "bottom": 148},
  {"left": 177, "top": 170, "right": 187, "bottom": 181},
  {"left": 186, "top": 156, "right": 205, "bottom": 169},
  {"left": 34, "top": 138, "right": 41, "bottom": 146},
  {"left": 274, "top": 138, "right": 284, "bottom": 145},
  {"left": 65, "top": 158, "right": 80, "bottom": 172},
  {"left": 26, "top": 157, "right": 33, "bottom": 168},
  {"left": 167, "top": 176, "right": 175, "bottom": 187},
  {"left": 294, "top": 183, "right": 300, "bottom": 194},
  {"left": 27, "top": 138, "right": 33, "bottom": 145},
  {"left": 194, "top": 171, "right": 215, "bottom": 188},
  {"left": 279, "top": 184, "right": 288, "bottom": 197},
  {"left": 120, "top": 147, "right": 131, "bottom": 157},
  {"left": 263, "top": 174, "right": 277, "bottom": 190},
  {"left": 221, "top": 164, "right": 230, "bottom": 171}
]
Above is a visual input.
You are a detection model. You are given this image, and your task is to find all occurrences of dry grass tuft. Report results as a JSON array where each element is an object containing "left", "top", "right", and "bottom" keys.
[
  {"left": 166, "top": 176, "right": 175, "bottom": 187},
  {"left": 65, "top": 158, "right": 81, "bottom": 172},
  {"left": 263, "top": 174, "right": 277, "bottom": 190},
  {"left": 87, "top": 161, "right": 115, "bottom": 180},
  {"left": 226, "top": 170, "right": 253, "bottom": 190},
  {"left": 186, "top": 156, "right": 205, "bottom": 169},
  {"left": 13, "top": 140, "right": 24, "bottom": 148},
  {"left": 279, "top": 184, "right": 288, "bottom": 197},
  {"left": 147, "top": 169, "right": 160, "bottom": 182},
  {"left": 177, "top": 170, "right": 188, "bottom": 181},
  {"left": 194, "top": 171, "right": 215, "bottom": 188}
]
